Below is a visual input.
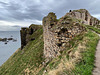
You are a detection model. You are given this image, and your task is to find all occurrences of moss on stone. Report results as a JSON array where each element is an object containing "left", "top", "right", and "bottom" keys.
[{"left": 73, "top": 9, "right": 87, "bottom": 13}]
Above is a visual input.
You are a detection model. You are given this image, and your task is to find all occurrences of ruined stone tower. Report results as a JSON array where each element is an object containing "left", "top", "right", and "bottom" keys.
[
  {"left": 43, "top": 13, "right": 60, "bottom": 60},
  {"left": 43, "top": 12, "right": 86, "bottom": 61},
  {"left": 66, "top": 9, "right": 100, "bottom": 25},
  {"left": 20, "top": 9, "right": 100, "bottom": 61},
  {"left": 20, "top": 24, "right": 42, "bottom": 49}
]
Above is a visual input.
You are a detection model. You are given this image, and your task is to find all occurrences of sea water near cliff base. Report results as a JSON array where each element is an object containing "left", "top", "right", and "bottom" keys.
[{"left": 0, "top": 31, "right": 21, "bottom": 66}]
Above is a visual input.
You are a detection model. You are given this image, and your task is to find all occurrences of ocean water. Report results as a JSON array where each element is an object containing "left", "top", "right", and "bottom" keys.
[{"left": 0, "top": 31, "right": 21, "bottom": 66}]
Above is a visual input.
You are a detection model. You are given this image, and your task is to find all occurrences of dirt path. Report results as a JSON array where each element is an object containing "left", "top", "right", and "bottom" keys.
[{"left": 93, "top": 34, "right": 100, "bottom": 75}]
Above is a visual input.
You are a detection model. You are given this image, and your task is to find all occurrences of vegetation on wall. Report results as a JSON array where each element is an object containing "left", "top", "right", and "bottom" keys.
[{"left": 0, "top": 9, "right": 100, "bottom": 75}]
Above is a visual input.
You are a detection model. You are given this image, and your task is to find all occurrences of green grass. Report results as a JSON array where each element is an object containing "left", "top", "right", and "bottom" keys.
[
  {"left": 39, "top": 30, "right": 99, "bottom": 75},
  {"left": 37, "top": 29, "right": 100, "bottom": 75},
  {"left": 0, "top": 28, "right": 44, "bottom": 75},
  {"left": 0, "top": 24, "right": 99, "bottom": 75},
  {"left": 86, "top": 25, "right": 100, "bottom": 34},
  {"left": 66, "top": 31, "right": 99, "bottom": 75}
]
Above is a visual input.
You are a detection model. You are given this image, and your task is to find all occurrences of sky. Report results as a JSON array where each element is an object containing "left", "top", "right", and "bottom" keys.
[{"left": 0, "top": 0, "right": 100, "bottom": 31}]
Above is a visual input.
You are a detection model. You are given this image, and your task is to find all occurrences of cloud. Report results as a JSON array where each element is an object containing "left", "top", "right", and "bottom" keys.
[{"left": 0, "top": 0, "right": 100, "bottom": 31}]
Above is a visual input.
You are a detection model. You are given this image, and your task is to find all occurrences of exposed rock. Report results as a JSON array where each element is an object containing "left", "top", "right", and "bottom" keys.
[
  {"left": 20, "top": 24, "right": 42, "bottom": 49},
  {"left": 20, "top": 27, "right": 27, "bottom": 49},
  {"left": 19, "top": 9, "right": 100, "bottom": 62},
  {"left": 2, "top": 38, "right": 7, "bottom": 42},
  {"left": 43, "top": 12, "right": 86, "bottom": 61},
  {"left": 13, "top": 39, "right": 17, "bottom": 42},
  {"left": 5, "top": 42, "right": 7, "bottom": 44},
  {"left": 0, "top": 38, "right": 2, "bottom": 41},
  {"left": 8, "top": 38, "right": 13, "bottom": 40},
  {"left": 11, "top": 35, "right": 13, "bottom": 37},
  {"left": 0, "top": 37, "right": 17, "bottom": 43},
  {"left": 66, "top": 9, "right": 100, "bottom": 26}
]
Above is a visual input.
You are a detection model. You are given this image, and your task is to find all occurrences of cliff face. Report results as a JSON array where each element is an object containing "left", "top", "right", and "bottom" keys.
[
  {"left": 66, "top": 9, "right": 100, "bottom": 26},
  {"left": 20, "top": 27, "right": 27, "bottom": 49},
  {"left": 43, "top": 12, "right": 86, "bottom": 61},
  {"left": 43, "top": 9, "right": 100, "bottom": 61},
  {"left": 20, "top": 24, "right": 42, "bottom": 49},
  {"left": 20, "top": 9, "right": 100, "bottom": 61},
  {"left": 1, "top": 9, "right": 100, "bottom": 75}
]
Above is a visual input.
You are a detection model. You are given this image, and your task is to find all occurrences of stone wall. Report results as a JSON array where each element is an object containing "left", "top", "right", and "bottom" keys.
[
  {"left": 20, "top": 27, "right": 27, "bottom": 49},
  {"left": 20, "top": 24, "right": 42, "bottom": 49},
  {"left": 43, "top": 12, "right": 86, "bottom": 61},
  {"left": 66, "top": 9, "right": 100, "bottom": 26},
  {"left": 20, "top": 9, "right": 100, "bottom": 61}
]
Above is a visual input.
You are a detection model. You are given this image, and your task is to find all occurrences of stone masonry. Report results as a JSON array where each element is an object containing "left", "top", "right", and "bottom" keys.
[
  {"left": 20, "top": 9, "right": 100, "bottom": 61},
  {"left": 43, "top": 9, "right": 100, "bottom": 61},
  {"left": 43, "top": 12, "right": 86, "bottom": 61},
  {"left": 20, "top": 24, "right": 42, "bottom": 49},
  {"left": 66, "top": 9, "right": 100, "bottom": 26}
]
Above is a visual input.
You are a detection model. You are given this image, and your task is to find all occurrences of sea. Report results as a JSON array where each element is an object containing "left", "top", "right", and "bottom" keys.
[{"left": 0, "top": 31, "right": 21, "bottom": 66}]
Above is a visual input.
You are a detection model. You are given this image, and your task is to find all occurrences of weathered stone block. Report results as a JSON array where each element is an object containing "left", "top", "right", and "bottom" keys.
[
  {"left": 43, "top": 11, "right": 86, "bottom": 62},
  {"left": 20, "top": 24, "right": 42, "bottom": 49}
]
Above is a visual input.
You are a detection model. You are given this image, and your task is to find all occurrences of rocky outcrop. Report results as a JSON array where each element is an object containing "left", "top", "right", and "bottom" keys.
[
  {"left": 20, "top": 9, "right": 100, "bottom": 61},
  {"left": 66, "top": 9, "right": 100, "bottom": 26},
  {"left": 0, "top": 37, "right": 17, "bottom": 44},
  {"left": 43, "top": 12, "right": 86, "bottom": 61},
  {"left": 20, "top": 27, "right": 27, "bottom": 49},
  {"left": 20, "top": 24, "right": 42, "bottom": 49}
]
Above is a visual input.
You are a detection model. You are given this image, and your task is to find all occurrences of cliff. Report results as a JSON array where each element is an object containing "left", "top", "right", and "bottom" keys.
[
  {"left": 42, "top": 9, "right": 100, "bottom": 61},
  {"left": 0, "top": 9, "right": 100, "bottom": 75},
  {"left": 20, "top": 9, "right": 100, "bottom": 52},
  {"left": 66, "top": 9, "right": 100, "bottom": 27},
  {"left": 20, "top": 9, "right": 100, "bottom": 62},
  {"left": 20, "top": 24, "right": 42, "bottom": 49},
  {"left": 43, "top": 12, "right": 86, "bottom": 62}
]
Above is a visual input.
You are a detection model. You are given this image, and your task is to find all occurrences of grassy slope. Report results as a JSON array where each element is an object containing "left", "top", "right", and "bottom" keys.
[
  {"left": 0, "top": 28, "right": 44, "bottom": 75},
  {"left": 69, "top": 31, "right": 99, "bottom": 75},
  {"left": 0, "top": 26, "right": 99, "bottom": 75},
  {"left": 40, "top": 30, "right": 99, "bottom": 75},
  {"left": 86, "top": 25, "right": 100, "bottom": 34}
]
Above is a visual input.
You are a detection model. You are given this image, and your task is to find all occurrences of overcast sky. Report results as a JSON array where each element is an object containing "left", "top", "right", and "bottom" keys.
[{"left": 0, "top": 0, "right": 100, "bottom": 31}]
